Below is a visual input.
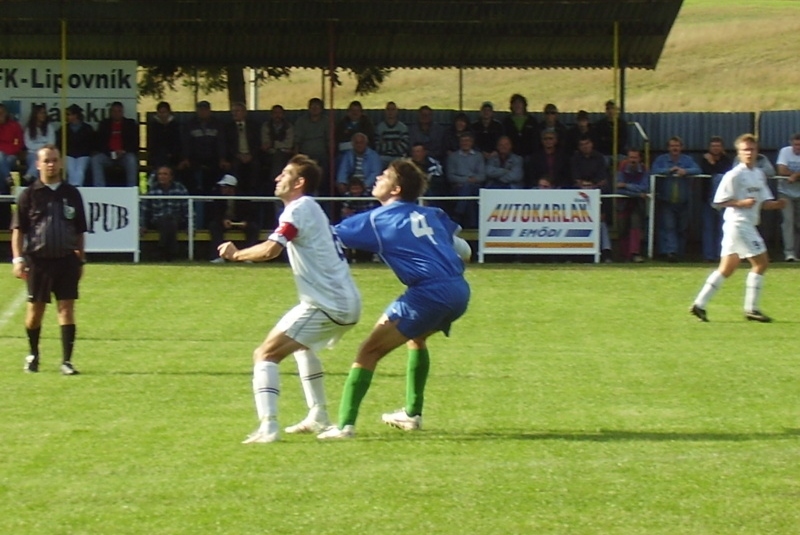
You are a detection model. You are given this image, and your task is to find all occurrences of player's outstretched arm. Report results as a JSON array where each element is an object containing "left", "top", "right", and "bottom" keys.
[
  {"left": 218, "top": 239, "right": 284, "bottom": 263},
  {"left": 763, "top": 198, "right": 787, "bottom": 211}
]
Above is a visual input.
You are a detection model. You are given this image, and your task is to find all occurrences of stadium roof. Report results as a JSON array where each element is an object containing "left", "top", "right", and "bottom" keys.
[{"left": 0, "top": 0, "right": 684, "bottom": 70}]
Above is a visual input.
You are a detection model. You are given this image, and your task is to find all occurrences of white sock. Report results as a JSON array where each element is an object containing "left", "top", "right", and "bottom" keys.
[
  {"left": 252, "top": 361, "right": 280, "bottom": 427},
  {"left": 694, "top": 270, "right": 726, "bottom": 308},
  {"left": 294, "top": 349, "right": 327, "bottom": 420},
  {"left": 744, "top": 272, "right": 764, "bottom": 312}
]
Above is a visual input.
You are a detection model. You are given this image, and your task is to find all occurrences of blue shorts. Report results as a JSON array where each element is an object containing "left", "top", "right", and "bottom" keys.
[{"left": 384, "top": 278, "right": 470, "bottom": 339}]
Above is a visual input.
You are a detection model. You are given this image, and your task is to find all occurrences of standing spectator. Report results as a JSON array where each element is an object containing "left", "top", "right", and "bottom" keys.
[
  {"left": 571, "top": 135, "right": 613, "bottom": 261},
  {"left": 11, "top": 146, "right": 87, "bottom": 375},
  {"left": 147, "top": 101, "right": 182, "bottom": 174},
  {"left": 217, "top": 155, "right": 361, "bottom": 444},
  {"left": 593, "top": 99, "right": 628, "bottom": 161},
  {"left": 539, "top": 103, "right": 568, "bottom": 150},
  {"left": 0, "top": 103, "right": 24, "bottom": 200},
  {"left": 208, "top": 174, "right": 259, "bottom": 263},
  {"left": 530, "top": 128, "right": 570, "bottom": 188},
  {"left": 56, "top": 104, "right": 95, "bottom": 187},
  {"left": 23, "top": 104, "right": 56, "bottom": 182},
  {"left": 652, "top": 136, "right": 701, "bottom": 261},
  {"left": 501, "top": 94, "right": 538, "bottom": 159},
  {"left": 690, "top": 134, "right": 786, "bottom": 323},
  {"left": 140, "top": 166, "right": 188, "bottom": 262},
  {"left": 447, "top": 132, "right": 485, "bottom": 229},
  {"left": 616, "top": 148, "right": 650, "bottom": 263},
  {"left": 334, "top": 100, "right": 374, "bottom": 157},
  {"left": 225, "top": 101, "right": 262, "bottom": 194},
  {"left": 374, "top": 101, "right": 409, "bottom": 169},
  {"left": 318, "top": 160, "right": 471, "bottom": 440},
  {"left": 261, "top": 104, "right": 294, "bottom": 183},
  {"left": 293, "top": 97, "right": 329, "bottom": 190},
  {"left": 565, "top": 110, "right": 593, "bottom": 154},
  {"left": 699, "top": 136, "right": 732, "bottom": 262},
  {"left": 471, "top": 101, "right": 504, "bottom": 159},
  {"left": 91, "top": 101, "right": 139, "bottom": 187},
  {"left": 408, "top": 105, "right": 446, "bottom": 162},
  {"left": 775, "top": 133, "right": 800, "bottom": 262},
  {"left": 179, "top": 100, "right": 227, "bottom": 196},
  {"left": 444, "top": 112, "right": 472, "bottom": 155},
  {"left": 485, "top": 135, "right": 524, "bottom": 189},
  {"left": 336, "top": 133, "right": 382, "bottom": 194}
]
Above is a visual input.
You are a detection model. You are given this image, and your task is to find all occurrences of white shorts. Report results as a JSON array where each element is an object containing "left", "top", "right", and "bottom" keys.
[
  {"left": 275, "top": 303, "right": 357, "bottom": 352},
  {"left": 720, "top": 222, "right": 767, "bottom": 259}
]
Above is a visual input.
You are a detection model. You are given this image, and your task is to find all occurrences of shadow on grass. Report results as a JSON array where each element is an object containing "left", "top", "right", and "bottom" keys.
[{"left": 426, "top": 428, "right": 800, "bottom": 442}]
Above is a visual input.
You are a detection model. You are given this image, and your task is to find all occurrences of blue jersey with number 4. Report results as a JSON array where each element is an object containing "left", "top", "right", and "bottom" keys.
[{"left": 334, "top": 201, "right": 465, "bottom": 287}]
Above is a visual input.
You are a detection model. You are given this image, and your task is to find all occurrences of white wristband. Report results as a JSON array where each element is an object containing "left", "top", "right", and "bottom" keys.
[{"left": 12, "top": 256, "right": 25, "bottom": 264}]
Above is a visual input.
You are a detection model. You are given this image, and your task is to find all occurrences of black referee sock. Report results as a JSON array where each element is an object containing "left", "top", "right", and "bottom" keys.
[
  {"left": 26, "top": 327, "right": 41, "bottom": 358},
  {"left": 61, "top": 324, "right": 76, "bottom": 363}
]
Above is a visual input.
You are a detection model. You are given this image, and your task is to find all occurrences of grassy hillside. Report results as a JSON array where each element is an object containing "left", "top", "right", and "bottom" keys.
[{"left": 138, "top": 0, "right": 800, "bottom": 114}]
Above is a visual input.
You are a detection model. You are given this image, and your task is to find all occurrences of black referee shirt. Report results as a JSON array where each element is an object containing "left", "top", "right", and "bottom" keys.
[{"left": 12, "top": 181, "right": 88, "bottom": 258}]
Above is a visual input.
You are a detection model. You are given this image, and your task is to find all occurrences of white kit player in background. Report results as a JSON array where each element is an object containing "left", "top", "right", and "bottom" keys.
[
  {"left": 690, "top": 134, "right": 786, "bottom": 323},
  {"left": 218, "top": 154, "right": 361, "bottom": 443}
]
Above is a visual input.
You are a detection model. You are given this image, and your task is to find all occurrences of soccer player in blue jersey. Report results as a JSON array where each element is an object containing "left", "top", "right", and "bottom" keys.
[{"left": 318, "top": 159, "right": 471, "bottom": 439}]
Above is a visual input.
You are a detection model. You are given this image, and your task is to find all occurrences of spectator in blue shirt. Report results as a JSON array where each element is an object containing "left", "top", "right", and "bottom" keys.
[
  {"left": 616, "top": 148, "right": 650, "bottom": 263},
  {"left": 336, "top": 132, "right": 382, "bottom": 194},
  {"left": 140, "top": 166, "right": 188, "bottom": 261},
  {"left": 446, "top": 132, "right": 485, "bottom": 228}
]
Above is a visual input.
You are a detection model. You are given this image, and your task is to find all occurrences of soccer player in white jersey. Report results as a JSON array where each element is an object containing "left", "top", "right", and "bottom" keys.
[
  {"left": 318, "top": 159, "right": 471, "bottom": 439},
  {"left": 690, "top": 134, "right": 786, "bottom": 323},
  {"left": 218, "top": 155, "right": 361, "bottom": 443}
]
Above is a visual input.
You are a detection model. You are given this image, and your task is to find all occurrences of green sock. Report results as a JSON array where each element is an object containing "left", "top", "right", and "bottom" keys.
[
  {"left": 405, "top": 348, "right": 430, "bottom": 417},
  {"left": 338, "top": 367, "right": 374, "bottom": 426}
]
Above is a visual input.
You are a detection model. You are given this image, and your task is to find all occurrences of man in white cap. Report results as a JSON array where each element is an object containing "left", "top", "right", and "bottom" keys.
[{"left": 209, "top": 174, "right": 260, "bottom": 263}]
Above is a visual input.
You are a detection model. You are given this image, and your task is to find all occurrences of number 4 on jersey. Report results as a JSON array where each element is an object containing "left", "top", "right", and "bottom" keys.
[{"left": 410, "top": 211, "right": 437, "bottom": 244}]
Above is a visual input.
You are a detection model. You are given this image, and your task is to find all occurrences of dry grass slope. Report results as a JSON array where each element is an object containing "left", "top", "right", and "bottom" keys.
[{"left": 138, "top": 0, "right": 800, "bottom": 114}]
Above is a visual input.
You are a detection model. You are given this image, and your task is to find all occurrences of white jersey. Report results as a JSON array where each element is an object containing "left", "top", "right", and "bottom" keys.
[
  {"left": 269, "top": 195, "right": 361, "bottom": 324},
  {"left": 776, "top": 146, "right": 800, "bottom": 199},
  {"left": 713, "top": 163, "right": 773, "bottom": 227}
]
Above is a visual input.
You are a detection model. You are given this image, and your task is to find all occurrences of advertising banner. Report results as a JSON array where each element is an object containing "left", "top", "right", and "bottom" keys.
[
  {"left": 478, "top": 189, "right": 601, "bottom": 262},
  {"left": 0, "top": 59, "right": 138, "bottom": 127},
  {"left": 80, "top": 187, "right": 139, "bottom": 260}
]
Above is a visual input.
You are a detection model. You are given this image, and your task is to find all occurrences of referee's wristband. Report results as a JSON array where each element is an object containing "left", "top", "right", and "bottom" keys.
[{"left": 12, "top": 256, "right": 25, "bottom": 265}]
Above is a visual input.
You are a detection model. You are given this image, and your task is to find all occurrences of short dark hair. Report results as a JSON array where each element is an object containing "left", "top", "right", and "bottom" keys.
[
  {"left": 389, "top": 159, "right": 428, "bottom": 202},
  {"left": 289, "top": 154, "right": 321, "bottom": 195},
  {"left": 709, "top": 135, "right": 724, "bottom": 145},
  {"left": 308, "top": 97, "right": 323, "bottom": 107},
  {"left": 510, "top": 93, "right": 527, "bottom": 109},
  {"left": 156, "top": 101, "right": 171, "bottom": 112}
]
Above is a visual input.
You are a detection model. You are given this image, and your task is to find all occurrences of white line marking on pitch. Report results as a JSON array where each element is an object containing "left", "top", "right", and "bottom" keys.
[{"left": 0, "top": 289, "right": 27, "bottom": 331}]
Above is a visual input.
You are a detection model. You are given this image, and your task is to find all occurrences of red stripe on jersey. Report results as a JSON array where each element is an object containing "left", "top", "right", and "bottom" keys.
[{"left": 275, "top": 221, "right": 298, "bottom": 242}]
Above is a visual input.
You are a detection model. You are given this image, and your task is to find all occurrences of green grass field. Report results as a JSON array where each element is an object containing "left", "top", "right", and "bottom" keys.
[{"left": 1, "top": 262, "right": 798, "bottom": 534}]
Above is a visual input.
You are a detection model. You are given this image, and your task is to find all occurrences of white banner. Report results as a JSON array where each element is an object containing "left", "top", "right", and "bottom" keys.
[
  {"left": 0, "top": 59, "right": 138, "bottom": 127},
  {"left": 478, "top": 189, "right": 601, "bottom": 262},
  {"left": 80, "top": 187, "right": 139, "bottom": 257}
]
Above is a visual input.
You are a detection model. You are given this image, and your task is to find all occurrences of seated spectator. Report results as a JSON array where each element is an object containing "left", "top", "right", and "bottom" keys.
[
  {"left": 564, "top": 110, "right": 593, "bottom": 155},
  {"left": 536, "top": 176, "right": 555, "bottom": 189},
  {"left": 651, "top": 136, "right": 702, "bottom": 261},
  {"left": 699, "top": 136, "right": 732, "bottom": 262},
  {"left": 570, "top": 134, "right": 613, "bottom": 261},
  {"left": 56, "top": 104, "right": 95, "bottom": 187},
  {"left": 447, "top": 132, "right": 485, "bottom": 228},
  {"left": 147, "top": 101, "right": 182, "bottom": 174},
  {"left": 209, "top": 174, "right": 260, "bottom": 263},
  {"left": 775, "top": 133, "right": 800, "bottom": 262},
  {"left": 593, "top": 99, "right": 628, "bottom": 161},
  {"left": 91, "top": 101, "right": 139, "bottom": 187},
  {"left": 408, "top": 105, "right": 446, "bottom": 162},
  {"left": 0, "top": 103, "right": 24, "bottom": 188},
  {"left": 471, "top": 101, "right": 504, "bottom": 159},
  {"left": 502, "top": 93, "right": 538, "bottom": 159},
  {"left": 409, "top": 142, "right": 446, "bottom": 198},
  {"left": 179, "top": 100, "right": 227, "bottom": 195},
  {"left": 539, "top": 103, "right": 568, "bottom": 150},
  {"left": 374, "top": 101, "right": 409, "bottom": 169},
  {"left": 334, "top": 100, "right": 375, "bottom": 156},
  {"left": 140, "top": 166, "right": 188, "bottom": 261},
  {"left": 616, "top": 148, "right": 650, "bottom": 263},
  {"left": 445, "top": 112, "right": 472, "bottom": 155},
  {"left": 261, "top": 104, "right": 293, "bottom": 184},
  {"left": 530, "top": 128, "right": 570, "bottom": 188},
  {"left": 485, "top": 135, "right": 524, "bottom": 189},
  {"left": 336, "top": 132, "right": 382, "bottom": 194},
  {"left": 340, "top": 177, "right": 379, "bottom": 263},
  {"left": 23, "top": 104, "right": 56, "bottom": 182}
]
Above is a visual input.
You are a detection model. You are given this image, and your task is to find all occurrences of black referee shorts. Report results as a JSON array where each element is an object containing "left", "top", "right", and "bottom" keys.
[{"left": 27, "top": 254, "right": 82, "bottom": 303}]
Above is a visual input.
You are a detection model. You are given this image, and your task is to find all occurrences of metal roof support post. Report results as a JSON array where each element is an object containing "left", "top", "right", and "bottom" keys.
[
  {"left": 458, "top": 67, "right": 464, "bottom": 111},
  {"left": 60, "top": 18, "right": 68, "bottom": 170},
  {"left": 327, "top": 20, "right": 337, "bottom": 208}
]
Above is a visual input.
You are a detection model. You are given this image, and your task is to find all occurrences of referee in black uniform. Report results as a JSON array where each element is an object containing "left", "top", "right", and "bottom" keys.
[{"left": 11, "top": 145, "right": 88, "bottom": 374}]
